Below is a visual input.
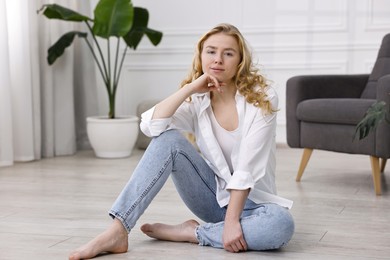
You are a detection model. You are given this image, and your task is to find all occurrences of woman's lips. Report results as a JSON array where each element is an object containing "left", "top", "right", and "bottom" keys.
[{"left": 210, "top": 67, "right": 224, "bottom": 73}]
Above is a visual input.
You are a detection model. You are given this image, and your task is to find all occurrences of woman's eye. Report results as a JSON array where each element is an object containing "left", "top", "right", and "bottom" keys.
[
  {"left": 225, "top": 52, "right": 233, "bottom": 57},
  {"left": 207, "top": 50, "right": 215, "bottom": 54}
]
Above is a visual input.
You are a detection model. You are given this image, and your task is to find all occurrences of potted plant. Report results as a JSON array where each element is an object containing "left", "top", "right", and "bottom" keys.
[{"left": 38, "top": 0, "right": 162, "bottom": 158}]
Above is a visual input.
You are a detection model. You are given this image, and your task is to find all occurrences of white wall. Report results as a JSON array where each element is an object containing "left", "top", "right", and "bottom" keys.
[{"left": 96, "top": 0, "right": 390, "bottom": 144}]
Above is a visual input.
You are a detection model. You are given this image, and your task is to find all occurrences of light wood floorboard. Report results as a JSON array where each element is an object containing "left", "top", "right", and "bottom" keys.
[{"left": 0, "top": 147, "right": 389, "bottom": 260}]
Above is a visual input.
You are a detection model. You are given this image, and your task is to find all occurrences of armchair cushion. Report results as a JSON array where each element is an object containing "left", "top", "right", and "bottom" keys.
[{"left": 297, "top": 98, "right": 375, "bottom": 125}]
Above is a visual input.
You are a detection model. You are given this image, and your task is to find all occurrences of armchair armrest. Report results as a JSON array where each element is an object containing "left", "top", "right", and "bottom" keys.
[
  {"left": 286, "top": 74, "right": 369, "bottom": 148},
  {"left": 375, "top": 74, "right": 390, "bottom": 157}
]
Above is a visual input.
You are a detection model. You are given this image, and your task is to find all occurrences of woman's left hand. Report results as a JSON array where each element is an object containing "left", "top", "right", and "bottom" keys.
[{"left": 222, "top": 219, "right": 248, "bottom": 253}]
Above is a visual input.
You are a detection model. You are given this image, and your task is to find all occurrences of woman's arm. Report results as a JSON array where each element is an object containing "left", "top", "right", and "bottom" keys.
[
  {"left": 223, "top": 189, "right": 250, "bottom": 253},
  {"left": 152, "top": 85, "right": 194, "bottom": 119},
  {"left": 152, "top": 74, "right": 223, "bottom": 119}
]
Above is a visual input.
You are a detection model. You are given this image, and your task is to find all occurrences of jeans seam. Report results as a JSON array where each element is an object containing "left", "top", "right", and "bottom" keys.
[
  {"left": 122, "top": 154, "right": 172, "bottom": 221},
  {"left": 177, "top": 149, "right": 217, "bottom": 196}
]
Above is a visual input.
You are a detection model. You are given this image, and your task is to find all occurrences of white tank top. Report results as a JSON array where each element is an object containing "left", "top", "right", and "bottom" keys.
[{"left": 208, "top": 109, "right": 239, "bottom": 173}]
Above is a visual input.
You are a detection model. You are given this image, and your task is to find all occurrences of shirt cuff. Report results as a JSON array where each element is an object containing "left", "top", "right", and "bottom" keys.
[
  {"left": 140, "top": 107, "right": 171, "bottom": 137},
  {"left": 226, "top": 170, "right": 255, "bottom": 190}
]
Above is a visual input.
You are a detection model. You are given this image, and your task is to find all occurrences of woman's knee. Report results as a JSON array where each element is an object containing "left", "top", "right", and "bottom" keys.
[
  {"left": 244, "top": 204, "right": 295, "bottom": 251},
  {"left": 273, "top": 209, "right": 295, "bottom": 249},
  {"left": 264, "top": 205, "right": 294, "bottom": 249}
]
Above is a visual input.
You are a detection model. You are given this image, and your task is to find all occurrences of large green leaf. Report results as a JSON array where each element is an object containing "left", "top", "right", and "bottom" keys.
[
  {"left": 144, "top": 28, "right": 163, "bottom": 46},
  {"left": 123, "top": 7, "right": 163, "bottom": 49},
  {"left": 354, "top": 101, "right": 387, "bottom": 140},
  {"left": 47, "top": 31, "right": 88, "bottom": 65},
  {"left": 93, "top": 0, "right": 134, "bottom": 38},
  {"left": 41, "top": 4, "right": 91, "bottom": 22}
]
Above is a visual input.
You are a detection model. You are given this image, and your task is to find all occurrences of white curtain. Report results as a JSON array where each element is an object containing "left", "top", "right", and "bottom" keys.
[{"left": 0, "top": 0, "right": 97, "bottom": 167}]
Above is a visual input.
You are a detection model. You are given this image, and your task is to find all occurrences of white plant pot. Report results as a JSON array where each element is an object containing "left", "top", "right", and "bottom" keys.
[{"left": 87, "top": 116, "right": 139, "bottom": 158}]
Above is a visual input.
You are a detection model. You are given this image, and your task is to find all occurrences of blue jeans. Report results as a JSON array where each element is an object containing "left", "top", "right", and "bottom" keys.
[{"left": 109, "top": 130, "right": 294, "bottom": 251}]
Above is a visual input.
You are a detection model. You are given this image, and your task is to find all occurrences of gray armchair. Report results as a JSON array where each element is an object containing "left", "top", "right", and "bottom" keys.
[{"left": 286, "top": 34, "right": 390, "bottom": 195}]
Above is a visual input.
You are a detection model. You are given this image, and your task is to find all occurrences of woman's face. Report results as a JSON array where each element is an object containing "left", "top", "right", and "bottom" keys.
[{"left": 201, "top": 33, "right": 241, "bottom": 85}]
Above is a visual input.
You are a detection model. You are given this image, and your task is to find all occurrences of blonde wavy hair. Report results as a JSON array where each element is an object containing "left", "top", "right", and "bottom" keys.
[{"left": 181, "top": 23, "right": 275, "bottom": 114}]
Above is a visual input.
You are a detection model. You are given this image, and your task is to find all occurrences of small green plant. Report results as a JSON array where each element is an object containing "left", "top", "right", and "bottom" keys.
[
  {"left": 354, "top": 101, "right": 390, "bottom": 140},
  {"left": 38, "top": 0, "right": 163, "bottom": 118}
]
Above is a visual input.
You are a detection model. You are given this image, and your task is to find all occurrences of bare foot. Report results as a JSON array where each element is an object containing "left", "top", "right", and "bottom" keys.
[
  {"left": 69, "top": 219, "right": 128, "bottom": 260},
  {"left": 140, "top": 219, "right": 199, "bottom": 243}
]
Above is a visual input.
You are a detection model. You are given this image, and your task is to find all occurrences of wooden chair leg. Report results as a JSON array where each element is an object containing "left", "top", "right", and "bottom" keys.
[
  {"left": 380, "top": 158, "right": 387, "bottom": 173},
  {"left": 296, "top": 148, "right": 313, "bottom": 182},
  {"left": 369, "top": 156, "right": 382, "bottom": 195}
]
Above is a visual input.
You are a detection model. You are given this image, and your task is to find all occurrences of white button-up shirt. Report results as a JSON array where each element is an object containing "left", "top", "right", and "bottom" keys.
[{"left": 140, "top": 87, "right": 293, "bottom": 209}]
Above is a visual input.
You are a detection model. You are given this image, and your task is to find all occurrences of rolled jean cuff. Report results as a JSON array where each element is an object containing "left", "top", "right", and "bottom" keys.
[
  {"left": 195, "top": 225, "right": 204, "bottom": 246},
  {"left": 108, "top": 210, "right": 131, "bottom": 233}
]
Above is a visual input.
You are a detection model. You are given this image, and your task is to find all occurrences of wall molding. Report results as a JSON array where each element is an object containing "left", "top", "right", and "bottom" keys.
[
  {"left": 153, "top": 23, "right": 349, "bottom": 37},
  {"left": 243, "top": 22, "right": 348, "bottom": 34},
  {"left": 160, "top": 16, "right": 348, "bottom": 35},
  {"left": 365, "top": 0, "right": 390, "bottom": 31},
  {"left": 264, "top": 61, "right": 347, "bottom": 71},
  {"left": 253, "top": 43, "right": 378, "bottom": 53},
  {"left": 124, "top": 61, "right": 348, "bottom": 72},
  {"left": 124, "top": 63, "right": 190, "bottom": 71},
  {"left": 127, "top": 43, "right": 379, "bottom": 56},
  {"left": 243, "top": 0, "right": 349, "bottom": 33}
]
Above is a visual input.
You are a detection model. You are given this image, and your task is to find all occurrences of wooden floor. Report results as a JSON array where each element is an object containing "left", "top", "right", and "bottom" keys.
[{"left": 0, "top": 147, "right": 389, "bottom": 260}]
